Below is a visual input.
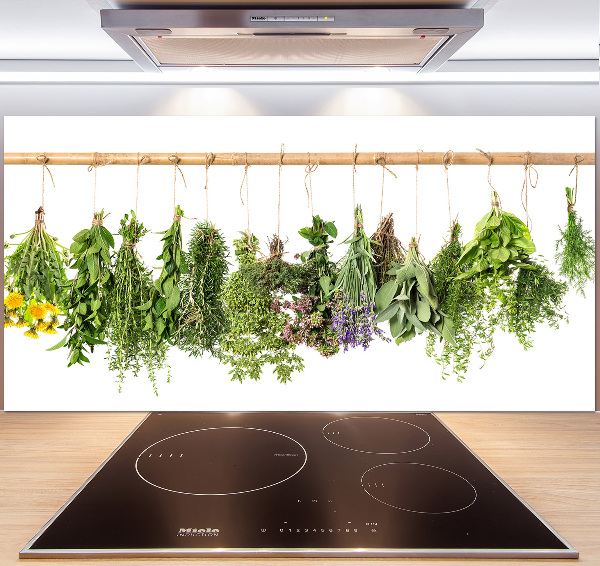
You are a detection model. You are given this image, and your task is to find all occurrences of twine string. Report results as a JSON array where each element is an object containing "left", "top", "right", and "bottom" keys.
[
  {"left": 568, "top": 154, "right": 584, "bottom": 211},
  {"left": 443, "top": 150, "right": 455, "bottom": 228},
  {"left": 521, "top": 152, "right": 537, "bottom": 230},
  {"left": 415, "top": 149, "right": 423, "bottom": 238},
  {"left": 238, "top": 153, "right": 251, "bottom": 244},
  {"left": 135, "top": 153, "right": 149, "bottom": 218},
  {"left": 204, "top": 152, "right": 215, "bottom": 221},
  {"left": 374, "top": 152, "right": 397, "bottom": 222},
  {"left": 476, "top": 148, "right": 499, "bottom": 208},
  {"left": 168, "top": 154, "right": 187, "bottom": 214},
  {"left": 304, "top": 152, "right": 319, "bottom": 217},
  {"left": 352, "top": 144, "right": 358, "bottom": 230},
  {"left": 277, "top": 144, "right": 284, "bottom": 242},
  {"left": 36, "top": 154, "right": 54, "bottom": 210}
]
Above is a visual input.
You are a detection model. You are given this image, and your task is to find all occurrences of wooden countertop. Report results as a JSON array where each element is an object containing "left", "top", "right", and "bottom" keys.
[{"left": 1, "top": 412, "right": 598, "bottom": 565}]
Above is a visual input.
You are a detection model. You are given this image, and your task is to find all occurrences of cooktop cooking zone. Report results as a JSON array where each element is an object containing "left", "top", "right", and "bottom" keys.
[{"left": 20, "top": 412, "right": 577, "bottom": 559}]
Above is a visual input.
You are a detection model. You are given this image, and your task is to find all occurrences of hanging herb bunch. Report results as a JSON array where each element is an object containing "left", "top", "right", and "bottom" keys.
[
  {"left": 272, "top": 217, "right": 340, "bottom": 358},
  {"left": 49, "top": 210, "right": 114, "bottom": 366},
  {"left": 139, "top": 204, "right": 187, "bottom": 344},
  {"left": 332, "top": 205, "right": 388, "bottom": 351},
  {"left": 555, "top": 186, "right": 595, "bottom": 296},
  {"left": 370, "top": 212, "right": 406, "bottom": 288},
  {"left": 425, "top": 222, "right": 496, "bottom": 380},
  {"left": 458, "top": 191, "right": 567, "bottom": 351},
  {"left": 220, "top": 232, "right": 304, "bottom": 383},
  {"left": 106, "top": 211, "right": 169, "bottom": 394},
  {"left": 4, "top": 207, "right": 69, "bottom": 337},
  {"left": 376, "top": 237, "right": 455, "bottom": 346},
  {"left": 176, "top": 220, "right": 230, "bottom": 358},
  {"left": 240, "top": 234, "right": 317, "bottom": 296}
]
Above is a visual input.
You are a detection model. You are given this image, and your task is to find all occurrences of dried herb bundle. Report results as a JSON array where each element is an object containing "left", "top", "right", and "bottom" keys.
[
  {"left": 139, "top": 205, "right": 187, "bottom": 344},
  {"left": 370, "top": 212, "right": 405, "bottom": 288},
  {"left": 425, "top": 223, "right": 496, "bottom": 380},
  {"left": 4, "top": 207, "right": 68, "bottom": 337},
  {"left": 177, "top": 220, "right": 229, "bottom": 358},
  {"left": 376, "top": 237, "right": 455, "bottom": 346},
  {"left": 106, "top": 212, "right": 169, "bottom": 394},
  {"left": 220, "top": 232, "right": 304, "bottom": 383},
  {"left": 555, "top": 186, "right": 595, "bottom": 296},
  {"left": 49, "top": 210, "right": 114, "bottom": 366}
]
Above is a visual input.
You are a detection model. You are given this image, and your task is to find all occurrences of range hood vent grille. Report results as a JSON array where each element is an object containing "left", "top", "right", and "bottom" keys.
[
  {"left": 140, "top": 36, "right": 445, "bottom": 67},
  {"left": 101, "top": 8, "right": 483, "bottom": 73}
]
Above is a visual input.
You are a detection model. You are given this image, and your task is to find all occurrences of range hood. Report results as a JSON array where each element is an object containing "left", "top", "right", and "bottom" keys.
[{"left": 100, "top": 8, "right": 483, "bottom": 73}]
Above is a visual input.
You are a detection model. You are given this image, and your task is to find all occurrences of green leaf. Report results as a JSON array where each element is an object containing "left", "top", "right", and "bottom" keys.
[
  {"left": 474, "top": 211, "right": 492, "bottom": 235},
  {"left": 486, "top": 215, "right": 502, "bottom": 229},
  {"left": 324, "top": 222, "right": 337, "bottom": 238},
  {"left": 318, "top": 275, "right": 331, "bottom": 293},
  {"left": 47, "top": 334, "right": 68, "bottom": 351},
  {"left": 165, "top": 285, "right": 181, "bottom": 312},
  {"left": 87, "top": 254, "right": 99, "bottom": 283},
  {"left": 72, "top": 229, "right": 89, "bottom": 243},
  {"left": 100, "top": 227, "right": 115, "bottom": 248},
  {"left": 375, "top": 280, "right": 398, "bottom": 313},
  {"left": 375, "top": 302, "right": 400, "bottom": 323}
]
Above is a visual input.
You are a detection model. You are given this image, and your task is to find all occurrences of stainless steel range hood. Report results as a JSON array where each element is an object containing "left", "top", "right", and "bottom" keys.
[{"left": 100, "top": 8, "right": 483, "bottom": 73}]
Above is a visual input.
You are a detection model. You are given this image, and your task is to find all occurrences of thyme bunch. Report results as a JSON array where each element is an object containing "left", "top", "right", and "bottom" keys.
[
  {"left": 425, "top": 223, "right": 496, "bottom": 380},
  {"left": 555, "top": 186, "right": 595, "bottom": 296},
  {"left": 106, "top": 212, "right": 169, "bottom": 394},
  {"left": 219, "top": 233, "right": 304, "bottom": 383},
  {"left": 176, "top": 220, "right": 230, "bottom": 358}
]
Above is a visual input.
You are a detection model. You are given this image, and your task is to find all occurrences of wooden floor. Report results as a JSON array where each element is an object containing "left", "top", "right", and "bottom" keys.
[{"left": 1, "top": 412, "right": 598, "bottom": 565}]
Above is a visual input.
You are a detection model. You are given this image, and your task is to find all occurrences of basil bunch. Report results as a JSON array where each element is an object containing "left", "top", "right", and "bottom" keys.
[{"left": 457, "top": 192, "right": 536, "bottom": 280}]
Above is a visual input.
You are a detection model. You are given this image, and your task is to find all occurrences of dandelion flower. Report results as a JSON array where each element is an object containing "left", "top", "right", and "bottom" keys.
[
  {"left": 44, "top": 323, "right": 58, "bottom": 335},
  {"left": 27, "top": 303, "right": 46, "bottom": 320},
  {"left": 49, "top": 315, "right": 60, "bottom": 327},
  {"left": 43, "top": 303, "right": 60, "bottom": 315},
  {"left": 35, "top": 320, "right": 47, "bottom": 331},
  {"left": 4, "top": 316, "right": 16, "bottom": 328},
  {"left": 24, "top": 327, "right": 39, "bottom": 339},
  {"left": 4, "top": 292, "right": 24, "bottom": 310},
  {"left": 15, "top": 317, "right": 28, "bottom": 328}
]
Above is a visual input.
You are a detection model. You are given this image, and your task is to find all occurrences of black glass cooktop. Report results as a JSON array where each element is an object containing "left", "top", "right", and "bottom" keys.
[{"left": 20, "top": 412, "right": 577, "bottom": 559}]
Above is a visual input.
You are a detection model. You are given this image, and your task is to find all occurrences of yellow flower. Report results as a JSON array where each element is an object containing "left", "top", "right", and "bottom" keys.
[
  {"left": 49, "top": 315, "right": 60, "bottom": 327},
  {"left": 4, "top": 292, "right": 24, "bottom": 310},
  {"left": 4, "top": 316, "right": 16, "bottom": 328},
  {"left": 15, "top": 317, "right": 28, "bottom": 328},
  {"left": 35, "top": 320, "right": 47, "bottom": 331},
  {"left": 24, "top": 327, "right": 39, "bottom": 339},
  {"left": 43, "top": 323, "right": 58, "bottom": 335},
  {"left": 43, "top": 303, "right": 60, "bottom": 315},
  {"left": 27, "top": 303, "right": 46, "bottom": 320}
]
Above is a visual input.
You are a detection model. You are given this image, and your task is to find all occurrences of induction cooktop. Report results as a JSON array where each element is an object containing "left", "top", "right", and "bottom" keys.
[{"left": 20, "top": 412, "right": 577, "bottom": 559}]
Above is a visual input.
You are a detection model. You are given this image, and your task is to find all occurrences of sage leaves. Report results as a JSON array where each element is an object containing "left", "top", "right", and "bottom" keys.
[{"left": 376, "top": 237, "right": 455, "bottom": 346}]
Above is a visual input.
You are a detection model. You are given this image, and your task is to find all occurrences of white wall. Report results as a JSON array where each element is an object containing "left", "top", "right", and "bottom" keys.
[{"left": 3, "top": 115, "right": 595, "bottom": 411}]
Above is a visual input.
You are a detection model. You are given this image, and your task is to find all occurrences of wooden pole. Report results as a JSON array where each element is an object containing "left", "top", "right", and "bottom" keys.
[{"left": 3, "top": 152, "right": 595, "bottom": 166}]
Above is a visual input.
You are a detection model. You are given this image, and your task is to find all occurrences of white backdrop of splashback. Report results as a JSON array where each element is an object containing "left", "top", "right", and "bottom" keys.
[{"left": 3, "top": 115, "right": 595, "bottom": 410}]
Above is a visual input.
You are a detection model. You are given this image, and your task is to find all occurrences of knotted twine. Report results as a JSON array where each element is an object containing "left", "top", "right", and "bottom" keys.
[
  {"left": 521, "top": 151, "right": 538, "bottom": 230},
  {"left": 414, "top": 149, "right": 424, "bottom": 239},
  {"left": 239, "top": 153, "right": 251, "bottom": 245},
  {"left": 168, "top": 154, "right": 187, "bottom": 222},
  {"left": 374, "top": 152, "right": 397, "bottom": 222},
  {"left": 476, "top": 148, "right": 501, "bottom": 210},
  {"left": 442, "top": 150, "right": 456, "bottom": 234},
  {"left": 304, "top": 152, "right": 319, "bottom": 217},
  {"left": 568, "top": 154, "right": 584, "bottom": 212},
  {"left": 277, "top": 144, "right": 284, "bottom": 247},
  {"left": 204, "top": 152, "right": 215, "bottom": 221},
  {"left": 87, "top": 152, "right": 113, "bottom": 226},
  {"left": 352, "top": 144, "right": 360, "bottom": 235},
  {"left": 36, "top": 153, "right": 54, "bottom": 211}
]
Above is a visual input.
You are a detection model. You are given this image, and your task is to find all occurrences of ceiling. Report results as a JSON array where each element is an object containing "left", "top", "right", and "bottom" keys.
[{"left": 0, "top": 0, "right": 597, "bottom": 77}]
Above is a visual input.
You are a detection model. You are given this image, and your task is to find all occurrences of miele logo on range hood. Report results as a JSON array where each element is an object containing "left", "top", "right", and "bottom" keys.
[
  {"left": 100, "top": 7, "right": 483, "bottom": 73},
  {"left": 178, "top": 527, "right": 220, "bottom": 537}
]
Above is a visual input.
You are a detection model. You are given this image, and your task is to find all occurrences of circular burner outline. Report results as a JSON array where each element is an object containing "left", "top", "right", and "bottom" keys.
[
  {"left": 135, "top": 426, "right": 308, "bottom": 496},
  {"left": 322, "top": 416, "right": 431, "bottom": 454},
  {"left": 361, "top": 462, "right": 478, "bottom": 514}
]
